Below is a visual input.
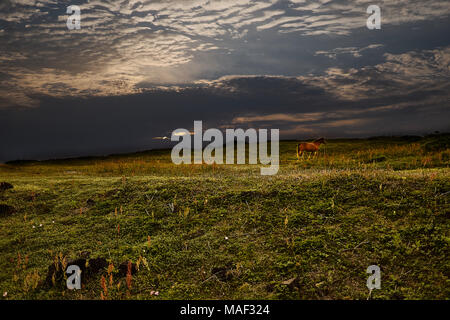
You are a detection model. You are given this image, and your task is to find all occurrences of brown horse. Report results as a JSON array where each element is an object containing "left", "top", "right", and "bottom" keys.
[{"left": 297, "top": 138, "right": 326, "bottom": 160}]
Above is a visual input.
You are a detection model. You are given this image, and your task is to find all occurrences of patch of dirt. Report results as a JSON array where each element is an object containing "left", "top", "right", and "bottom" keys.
[
  {"left": 44, "top": 257, "right": 108, "bottom": 287},
  {"left": 72, "top": 207, "right": 89, "bottom": 215},
  {"left": 0, "top": 182, "right": 13, "bottom": 191},
  {"left": 44, "top": 257, "right": 140, "bottom": 288},
  {"left": 0, "top": 204, "right": 15, "bottom": 217}
]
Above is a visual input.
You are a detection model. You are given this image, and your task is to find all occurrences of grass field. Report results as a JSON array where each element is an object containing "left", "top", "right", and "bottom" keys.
[{"left": 0, "top": 135, "right": 449, "bottom": 300}]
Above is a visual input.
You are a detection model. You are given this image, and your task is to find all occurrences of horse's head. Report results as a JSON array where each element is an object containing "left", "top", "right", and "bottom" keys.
[{"left": 315, "top": 137, "right": 326, "bottom": 144}]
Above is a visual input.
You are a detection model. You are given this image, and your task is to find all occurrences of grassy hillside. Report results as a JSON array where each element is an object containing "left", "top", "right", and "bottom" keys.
[{"left": 0, "top": 136, "right": 449, "bottom": 300}]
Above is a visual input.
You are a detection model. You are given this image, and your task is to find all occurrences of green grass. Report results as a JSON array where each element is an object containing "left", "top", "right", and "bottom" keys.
[{"left": 0, "top": 136, "right": 449, "bottom": 300}]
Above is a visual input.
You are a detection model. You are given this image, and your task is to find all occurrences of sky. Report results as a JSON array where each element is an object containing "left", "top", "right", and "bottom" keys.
[{"left": 0, "top": 0, "right": 449, "bottom": 162}]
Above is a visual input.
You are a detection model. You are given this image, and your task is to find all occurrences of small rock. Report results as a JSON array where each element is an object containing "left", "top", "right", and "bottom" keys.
[
  {"left": 0, "top": 182, "right": 13, "bottom": 191},
  {"left": 0, "top": 204, "right": 15, "bottom": 217},
  {"left": 315, "top": 281, "right": 325, "bottom": 288},
  {"left": 281, "top": 277, "right": 298, "bottom": 289}
]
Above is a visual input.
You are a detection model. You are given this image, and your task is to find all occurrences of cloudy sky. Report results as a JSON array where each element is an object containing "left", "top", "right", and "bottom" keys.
[{"left": 0, "top": 0, "right": 449, "bottom": 161}]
